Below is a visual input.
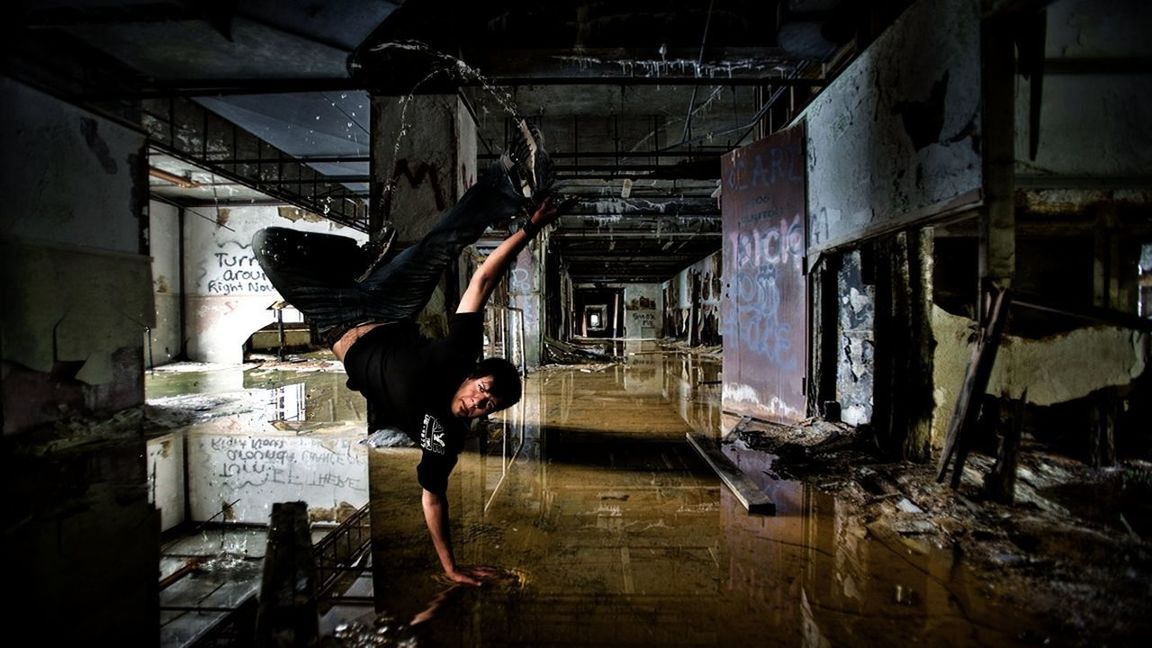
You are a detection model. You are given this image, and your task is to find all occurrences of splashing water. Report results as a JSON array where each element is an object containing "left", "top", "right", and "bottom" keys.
[{"left": 368, "top": 40, "right": 525, "bottom": 204}]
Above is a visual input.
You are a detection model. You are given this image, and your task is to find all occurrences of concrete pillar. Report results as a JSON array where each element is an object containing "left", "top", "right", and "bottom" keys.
[
  {"left": 370, "top": 94, "right": 477, "bottom": 242},
  {"left": 509, "top": 245, "right": 544, "bottom": 368},
  {"left": 370, "top": 94, "right": 478, "bottom": 335}
]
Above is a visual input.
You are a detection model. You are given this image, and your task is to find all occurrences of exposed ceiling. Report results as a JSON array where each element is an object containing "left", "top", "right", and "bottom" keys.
[{"left": 8, "top": 0, "right": 904, "bottom": 284}]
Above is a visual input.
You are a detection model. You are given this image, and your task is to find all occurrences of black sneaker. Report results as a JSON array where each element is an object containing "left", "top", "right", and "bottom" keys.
[
  {"left": 355, "top": 225, "right": 397, "bottom": 283},
  {"left": 507, "top": 118, "right": 553, "bottom": 202}
]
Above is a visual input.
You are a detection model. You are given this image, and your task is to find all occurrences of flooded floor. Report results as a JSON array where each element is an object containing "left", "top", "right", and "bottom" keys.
[
  {"left": 324, "top": 344, "right": 1056, "bottom": 647},
  {"left": 146, "top": 345, "right": 1144, "bottom": 647}
]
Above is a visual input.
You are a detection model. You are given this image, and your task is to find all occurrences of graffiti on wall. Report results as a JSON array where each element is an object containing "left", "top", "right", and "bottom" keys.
[
  {"left": 727, "top": 213, "right": 804, "bottom": 364},
  {"left": 509, "top": 247, "right": 541, "bottom": 365},
  {"left": 209, "top": 436, "right": 362, "bottom": 489},
  {"left": 190, "top": 434, "right": 368, "bottom": 523},
  {"left": 196, "top": 241, "right": 275, "bottom": 296},
  {"left": 721, "top": 127, "right": 808, "bottom": 422},
  {"left": 383, "top": 158, "right": 446, "bottom": 219}
]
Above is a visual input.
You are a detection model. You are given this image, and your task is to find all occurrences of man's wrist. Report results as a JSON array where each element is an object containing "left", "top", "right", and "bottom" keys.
[{"left": 521, "top": 219, "right": 540, "bottom": 238}]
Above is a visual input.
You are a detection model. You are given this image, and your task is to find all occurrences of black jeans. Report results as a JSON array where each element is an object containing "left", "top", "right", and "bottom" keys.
[{"left": 252, "top": 161, "right": 524, "bottom": 334}]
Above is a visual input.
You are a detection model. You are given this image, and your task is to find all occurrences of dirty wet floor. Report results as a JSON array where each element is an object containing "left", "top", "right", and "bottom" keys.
[{"left": 324, "top": 345, "right": 1058, "bottom": 647}]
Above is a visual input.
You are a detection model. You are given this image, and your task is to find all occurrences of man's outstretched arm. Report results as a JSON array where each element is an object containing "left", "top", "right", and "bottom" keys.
[
  {"left": 456, "top": 198, "right": 561, "bottom": 315},
  {"left": 421, "top": 488, "right": 501, "bottom": 586}
]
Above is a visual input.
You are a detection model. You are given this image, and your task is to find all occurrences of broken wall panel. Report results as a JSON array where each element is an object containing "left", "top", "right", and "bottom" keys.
[
  {"left": 836, "top": 250, "right": 875, "bottom": 426},
  {"left": 663, "top": 251, "right": 724, "bottom": 346},
  {"left": 721, "top": 128, "right": 808, "bottom": 423},
  {"left": 1, "top": 241, "right": 152, "bottom": 434},
  {"left": 663, "top": 273, "right": 687, "bottom": 340},
  {"left": 804, "top": 0, "right": 982, "bottom": 254},
  {"left": 933, "top": 306, "right": 1149, "bottom": 409}
]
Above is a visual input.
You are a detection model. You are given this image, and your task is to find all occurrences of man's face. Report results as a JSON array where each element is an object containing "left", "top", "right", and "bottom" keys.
[{"left": 452, "top": 375, "right": 503, "bottom": 418}]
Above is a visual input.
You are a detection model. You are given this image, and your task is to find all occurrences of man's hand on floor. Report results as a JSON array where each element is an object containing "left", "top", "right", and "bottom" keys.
[{"left": 445, "top": 564, "right": 503, "bottom": 586}]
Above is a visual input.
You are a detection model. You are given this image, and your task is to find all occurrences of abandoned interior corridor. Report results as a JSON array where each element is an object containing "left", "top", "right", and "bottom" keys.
[{"left": 3, "top": 0, "right": 1151, "bottom": 646}]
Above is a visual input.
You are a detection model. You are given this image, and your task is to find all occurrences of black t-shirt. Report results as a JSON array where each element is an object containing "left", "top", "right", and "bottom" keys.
[{"left": 343, "top": 312, "right": 483, "bottom": 494}]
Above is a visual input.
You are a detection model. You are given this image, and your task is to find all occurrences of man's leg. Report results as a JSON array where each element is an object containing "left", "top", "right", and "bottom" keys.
[
  {"left": 256, "top": 124, "right": 551, "bottom": 329},
  {"left": 252, "top": 227, "right": 369, "bottom": 332},
  {"left": 355, "top": 160, "right": 528, "bottom": 322}
]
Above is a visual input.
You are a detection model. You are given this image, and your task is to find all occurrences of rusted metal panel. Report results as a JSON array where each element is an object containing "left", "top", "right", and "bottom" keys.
[{"left": 721, "top": 127, "right": 808, "bottom": 423}]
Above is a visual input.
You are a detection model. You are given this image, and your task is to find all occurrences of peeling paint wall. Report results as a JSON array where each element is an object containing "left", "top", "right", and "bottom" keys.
[
  {"left": 1, "top": 78, "right": 150, "bottom": 434},
  {"left": 0, "top": 76, "right": 159, "bottom": 641},
  {"left": 184, "top": 206, "right": 365, "bottom": 364},
  {"left": 836, "top": 251, "right": 875, "bottom": 425},
  {"left": 509, "top": 244, "right": 544, "bottom": 368},
  {"left": 146, "top": 200, "right": 181, "bottom": 367},
  {"left": 931, "top": 305, "right": 1151, "bottom": 446},
  {"left": 1, "top": 79, "right": 144, "bottom": 252},
  {"left": 662, "top": 251, "right": 721, "bottom": 343},
  {"left": 804, "top": 0, "right": 981, "bottom": 254}
]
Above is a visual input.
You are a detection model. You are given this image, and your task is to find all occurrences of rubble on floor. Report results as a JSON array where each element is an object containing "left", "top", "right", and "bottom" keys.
[
  {"left": 542, "top": 336, "right": 617, "bottom": 364},
  {"left": 726, "top": 418, "right": 1152, "bottom": 644}
]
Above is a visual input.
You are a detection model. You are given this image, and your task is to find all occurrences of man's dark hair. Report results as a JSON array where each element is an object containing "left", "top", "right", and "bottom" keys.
[{"left": 470, "top": 357, "right": 522, "bottom": 408}]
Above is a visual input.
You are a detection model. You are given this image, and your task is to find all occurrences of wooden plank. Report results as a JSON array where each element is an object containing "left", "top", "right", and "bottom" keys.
[
  {"left": 685, "top": 433, "right": 775, "bottom": 515},
  {"left": 936, "top": 287, "right": 1011, "bottom": 485},
  {"left": 983, "top": 393, "right": 1025, "bottom": 504}
]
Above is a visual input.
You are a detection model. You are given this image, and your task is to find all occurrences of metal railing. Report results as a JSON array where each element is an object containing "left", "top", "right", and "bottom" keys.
[{"left": 313, "top": 503, "right": 372, "bottom": 598}]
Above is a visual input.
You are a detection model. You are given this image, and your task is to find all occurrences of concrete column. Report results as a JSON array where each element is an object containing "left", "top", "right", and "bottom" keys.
[
  {"left": 978, "top": 15, "right": 1017, "bottom": 306},
  {"left": 370, "top": 94, "right": 478, "bottom": 335},
  {"left": 370, "top": 94, "right": 478, "bottom": 243}
]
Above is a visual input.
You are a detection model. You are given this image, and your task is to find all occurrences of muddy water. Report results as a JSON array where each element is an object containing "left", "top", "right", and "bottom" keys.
[{"left": 355, "top": 345, "right": 1052, "bottom": 647}]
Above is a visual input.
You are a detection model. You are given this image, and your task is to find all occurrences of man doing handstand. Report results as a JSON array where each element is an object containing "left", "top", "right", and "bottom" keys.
[{"left": 252, "top": 122, "right": 555, "bottom": 586}]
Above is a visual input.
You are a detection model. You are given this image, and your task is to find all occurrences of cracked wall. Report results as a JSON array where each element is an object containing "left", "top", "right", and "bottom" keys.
[
  {"left": 931, "top": 305, "right": 1151, "bottom": 446},
  {"left": 836, "top": 251, "right": 875, "bottom": 426},
  {"left": 804, "top": 0, "right": 981, "bottom": 254},
  {"left": 1, "top": 78, "right": 150, "bottom": 434}
]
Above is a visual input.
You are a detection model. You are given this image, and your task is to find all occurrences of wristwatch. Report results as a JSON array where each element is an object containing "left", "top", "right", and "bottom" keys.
[{"left": 521, "top": 219, "right": 541, "bottom": 238}]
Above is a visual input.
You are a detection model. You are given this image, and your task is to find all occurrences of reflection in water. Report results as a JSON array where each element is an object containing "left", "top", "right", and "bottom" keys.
[
  {"left": 340, "top": 345, "right": 1050, "bottom": 646},
  {"left": 271, "top": 381, "right": 306, "bottom": 423},
  {"left": 146, "top": 363, "right": 365, "bottom": 431},
  {"left": 147, "top": 362, "right": 373, "bottom": 646}
]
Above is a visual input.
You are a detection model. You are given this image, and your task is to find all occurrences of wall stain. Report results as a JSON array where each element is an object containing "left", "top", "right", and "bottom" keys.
[
  {"left": 894, "top": 71, "right": 949, "bottom": 151},
  {"left": 79, "top": 117, "right": 118, "bottom": 174}
]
